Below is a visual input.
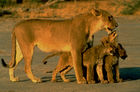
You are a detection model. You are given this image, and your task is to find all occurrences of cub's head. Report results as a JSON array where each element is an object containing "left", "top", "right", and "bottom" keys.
[
  {"left": 100, "top": 32, "right": 118, "bottom": 56},
  {"left": 90, "top": 9, "right": 118, "bottom": 34},
  {"left": 101, "top": 38, "right": 115, "bottom": 56},
  {"left": 117, "top": 43, "right": 128, "bottom": 60}
]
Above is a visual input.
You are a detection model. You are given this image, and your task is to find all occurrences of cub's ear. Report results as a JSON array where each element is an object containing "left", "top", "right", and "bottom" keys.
[
  {"left": 91, "top": 9, "right": 100, "bottom": 16},
  {"left": 108, "top": 31, "right": 118, "bottom": 42},
  {"left": 101, "top": 38, "right": 109, "bottom": 47},
  {"left": 118, "top": 43, "right": 123, "bottom": 49}
]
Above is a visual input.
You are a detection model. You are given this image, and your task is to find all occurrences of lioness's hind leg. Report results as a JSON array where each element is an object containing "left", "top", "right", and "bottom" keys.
[
  {"left": 9, "top": 40, "right": 23, "bottom": 82},
  {"left": 21, "top": 44, "right": 41, "bottom": 83},
  {"left": 9, "top": 58, "right": 23, "bottom": 82}
]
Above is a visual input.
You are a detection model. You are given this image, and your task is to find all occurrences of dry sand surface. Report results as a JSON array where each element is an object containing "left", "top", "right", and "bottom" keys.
[{"left": 0, "top": 16, "right": 140, "bottom": 92}]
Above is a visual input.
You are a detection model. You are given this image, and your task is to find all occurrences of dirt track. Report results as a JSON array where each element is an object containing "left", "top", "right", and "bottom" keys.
[{"left": 0, "top": 17, "right": 140, "bottom": 92}]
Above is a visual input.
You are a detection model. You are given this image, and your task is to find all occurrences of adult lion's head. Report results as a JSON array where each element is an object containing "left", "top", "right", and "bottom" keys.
[{"left": 90, "top": 9, "right": 118, "bottom": 34}]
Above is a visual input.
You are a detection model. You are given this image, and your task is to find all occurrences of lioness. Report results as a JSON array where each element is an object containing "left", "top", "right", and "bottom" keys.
[
  {"left": 1, "top": 9, "right": 118, "bottom": 83},
  {"left": 42, "top": 34, "right": 116, "bottom": 84},
  {"left": 102, "top": 43, "right": 127, "bottom": 83}
]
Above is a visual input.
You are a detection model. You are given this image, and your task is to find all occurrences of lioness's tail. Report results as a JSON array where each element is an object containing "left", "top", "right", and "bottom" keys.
[
  {"left": 43, "top": 52, "right": 62, "bottom": 64},
  {"left": 1, "top": 32, "right": 16, "bottom": 68}
]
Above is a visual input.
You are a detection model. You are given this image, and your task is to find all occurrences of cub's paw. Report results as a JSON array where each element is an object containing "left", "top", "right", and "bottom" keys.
[
  {"left": 117, "top": 78, "right": 123, "bottom": 83},
  {"left": 101, "top": 80, "right": 108, "bottom": 84},
  {"left": 88, "top": 80, "right": 96, "bottom": 84},
  {"left": 108, "top": 80, "right": 115, "bottom": 83}
]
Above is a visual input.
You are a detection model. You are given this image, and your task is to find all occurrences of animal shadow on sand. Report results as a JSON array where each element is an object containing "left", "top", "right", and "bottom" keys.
[
  {"left": 41, "top": 74, "right": 76, "bottom": 83},
  {"left": 19, "top": 67, "right": 140, "bottom": 83},
  {"left": 41, "top": 67, "right": 140, "bottom": 83},
  {"left": 120, "top": 67, "right": 140, "bottom": 81},
  {"left": 16, "top": 76, "right": 52, "bottom": 83}
]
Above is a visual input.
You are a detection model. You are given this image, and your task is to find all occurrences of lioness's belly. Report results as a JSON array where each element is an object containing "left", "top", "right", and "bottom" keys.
[{"left": 37, "top": 42, "right": 71, "bottom": 52}]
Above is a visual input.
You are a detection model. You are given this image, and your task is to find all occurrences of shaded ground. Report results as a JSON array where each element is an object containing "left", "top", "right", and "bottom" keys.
[{"left": 0, "top": 16, "right": 140, "bottom": 92}]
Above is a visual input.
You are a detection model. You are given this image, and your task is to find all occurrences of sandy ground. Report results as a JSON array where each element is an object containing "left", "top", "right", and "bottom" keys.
[{"left": 0, "top": 16, "right": 140, "bottom": 92}]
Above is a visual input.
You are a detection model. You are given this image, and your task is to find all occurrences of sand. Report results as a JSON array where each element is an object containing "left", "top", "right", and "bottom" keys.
[{"left": 0, "top": 16, "right": 140, "bottom": 92}]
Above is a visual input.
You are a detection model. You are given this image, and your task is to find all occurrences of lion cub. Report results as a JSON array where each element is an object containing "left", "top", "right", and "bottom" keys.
[
  {"left": 101, "top": 43, "right": 127, "bottom": 83},
  {"left": 43, "top": 37, "right": 114, "bottom": 84}
]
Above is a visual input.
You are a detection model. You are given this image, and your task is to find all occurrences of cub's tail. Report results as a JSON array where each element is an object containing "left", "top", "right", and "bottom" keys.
[{"left": 43, "top": 52, "right": 62, "bottom": 64}]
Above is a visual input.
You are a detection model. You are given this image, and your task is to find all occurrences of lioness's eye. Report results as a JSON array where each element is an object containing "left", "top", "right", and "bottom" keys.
[{"left": 108, "top": 16, "right": 113, "bottom": 21}]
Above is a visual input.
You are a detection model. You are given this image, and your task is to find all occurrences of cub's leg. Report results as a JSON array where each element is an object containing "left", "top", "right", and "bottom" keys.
[
  {"left": 96, "top": 64, "right": 108, "bottom": 84},
  {"left": 51, "top": 65, "right": 69, "bottom": 82},
  {"left": 105, "top": 64, "right": 114, "bottom": 83},
  {"left": 51, "top": 54, "right": 70, "bottom": 82},
  {"left": 86, "top": 65, "right": 95, "bottom": 84},
  {"left": 51, "top": 68, "right": 60, "bottom": 82},
  {"left": 115, "top": 64, "right": 123, "bottom": 82},
  {"left": 60, "top": 66, "right": 73, "bottom": 82},
  {"left": 52, "top": 66, "right": 72, "bottom": 82}
]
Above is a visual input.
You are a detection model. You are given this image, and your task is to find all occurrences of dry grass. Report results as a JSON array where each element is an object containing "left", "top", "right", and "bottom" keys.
[{"left": 0, "top": 0, "right": 140, "bottom": 19}]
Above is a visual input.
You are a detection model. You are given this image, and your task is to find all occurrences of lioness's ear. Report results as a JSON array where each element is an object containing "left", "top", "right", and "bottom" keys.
[
  {"left": 101, "top": 41, "right": 107, "bottom": 47},
  {"left": 91, "top": 9, "right": 100, "bottom": 16}
]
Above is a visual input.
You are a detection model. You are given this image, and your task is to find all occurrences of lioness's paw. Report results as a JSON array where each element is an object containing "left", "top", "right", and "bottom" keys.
[
  {"left": 10, "top": 77, "right": 19, "bottom": 82},
  {"left": 77, "top": 77, "right": 87, "bottom": 84},
  {"left": 51, "top": 79, "right": 57, "bottom": 82}
]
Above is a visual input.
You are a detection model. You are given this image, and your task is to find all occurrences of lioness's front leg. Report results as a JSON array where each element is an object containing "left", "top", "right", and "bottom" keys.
[{"left": 71, "top": 50, "right": 86, "bottom": 84}]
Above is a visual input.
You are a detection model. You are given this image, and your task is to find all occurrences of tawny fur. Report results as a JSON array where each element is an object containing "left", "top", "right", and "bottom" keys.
[
  {"left": 102, "top": 43, "right": 127, "bottom": 83},
  {"left": 1, "top": 9, "right": 118, "bottom": 83},
  {"left": 42, "top": 35, "right": 116, "bottom": 84}
]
